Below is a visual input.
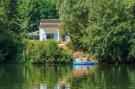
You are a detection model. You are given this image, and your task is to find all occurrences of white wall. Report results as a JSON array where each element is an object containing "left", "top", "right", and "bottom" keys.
[
  {"left": 39, "top": 28, "right": 46, "bottom": 41},
  {"left": 39, "top": 27, "right": 70, "bottom": 42}
]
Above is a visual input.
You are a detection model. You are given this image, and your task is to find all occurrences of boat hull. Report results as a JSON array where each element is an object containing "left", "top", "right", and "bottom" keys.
[{"left": 72, "top": 61, "right": 95, "bottom": 65}]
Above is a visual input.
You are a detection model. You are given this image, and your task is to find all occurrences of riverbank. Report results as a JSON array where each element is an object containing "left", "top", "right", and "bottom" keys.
[
  {"left": 1, "top": 38, "right": 135, "bottom": 64},
  {"left": 16, "top": 39, "right": 72, "bottom": 64}
]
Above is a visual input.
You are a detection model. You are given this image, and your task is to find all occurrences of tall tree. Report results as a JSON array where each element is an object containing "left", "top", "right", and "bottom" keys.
[
  {"left": 0, "top": 0, "right": 18, "bottom": 62},
  {"left": 83, "top": 0, "right": 135, "bottom": 61},
  {"left": 5, "top": 0, "right": 21, "bottom": 34},
  {"left": 59, "top": 0, "right": 135, "bottom": 62},
  {"left": 18, "top": 0, "right": 59, "bottom": 32},
  {"left": 59, "top": 0, "right": 89, "bottom": 51}
]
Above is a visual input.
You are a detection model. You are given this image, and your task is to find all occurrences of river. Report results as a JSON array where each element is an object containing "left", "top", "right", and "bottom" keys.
[{"left": 0, "top": 64, "right": 135, "bottom": 89}]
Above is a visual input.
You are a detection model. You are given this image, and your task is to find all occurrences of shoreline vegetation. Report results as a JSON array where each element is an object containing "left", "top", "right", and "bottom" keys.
[
  {"left": 17, "top": 39, "right": 72, "bottom": 64},
  {"left": 1, "top": 0, "right": 135, "bottom": 64}
]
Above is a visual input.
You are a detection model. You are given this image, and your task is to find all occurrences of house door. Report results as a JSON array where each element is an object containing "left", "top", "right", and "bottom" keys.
[{"left": 46, "top": 34, "right": 54, "bottom": 39}]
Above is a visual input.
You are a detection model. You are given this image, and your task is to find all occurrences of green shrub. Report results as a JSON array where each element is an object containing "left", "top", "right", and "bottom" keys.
[
  {"left": 41, "top": 40, "right": 60, "bottom": 63},
  {"left": 0, "top": 30, "right": 18, "bottom": 62},
  {"left": 18, "top": 39, "right": 44, "bottom": 63},
  {"left": 19, "top": 40, "right": 72, "bottom": 64}
]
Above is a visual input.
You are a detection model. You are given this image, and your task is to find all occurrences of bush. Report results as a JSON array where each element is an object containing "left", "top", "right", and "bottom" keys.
[
  {"left": 18, "top": 39, "right": 44, "bottom": 63},
  {"left": 19, "top": 40, "right": 72, "bottom": 64},
  {"left": 0, "top": 30, "right": 18, "bottom": 62},
  {"left": 128, "top": 33, "right": 135, "bottom": 61}
]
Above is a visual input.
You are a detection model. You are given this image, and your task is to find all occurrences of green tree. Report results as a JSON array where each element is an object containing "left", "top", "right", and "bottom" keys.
[
  {"left": 83, "top": 0, "right": 135, "bottom": 61},
  {"left": 5, "top": 0, "right": 22, "bottom": 34},
  {"left": 59, "top": 0, "right": 135, "bottom": 62},
  {"left": 19, "top": 0, "right": 59, "bottom": 32},
  {"left": 59, "top": 0, "right": 89, "bottom": 51},
  {"left": 0, "top": 0, "right": 19, "bottom": 62},
  {"left": 128, "top": 3, "right": 135, "bottom": 61}
]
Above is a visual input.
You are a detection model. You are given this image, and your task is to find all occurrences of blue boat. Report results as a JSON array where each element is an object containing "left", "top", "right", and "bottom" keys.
[
  {"left": 72, "top": 61, "right": 95, "bottom": 65},
  {"left": 73, "top": 65, "right": 94, "bottom": 69}
]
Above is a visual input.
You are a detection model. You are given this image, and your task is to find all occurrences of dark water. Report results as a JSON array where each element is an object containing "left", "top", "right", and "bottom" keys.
[{"left": 0, "top": 64, "right": 135, "bottom": 89}]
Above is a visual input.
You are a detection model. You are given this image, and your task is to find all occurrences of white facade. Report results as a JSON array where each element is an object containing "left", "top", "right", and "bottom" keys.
[
  {"left": 39, "top": 27, "right": 60, "bottom": 41},
  {"left": 39, "top": 19, "right": 69, "bottom": 42}
]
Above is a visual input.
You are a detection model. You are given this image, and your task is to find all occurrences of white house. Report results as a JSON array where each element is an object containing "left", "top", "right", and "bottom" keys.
[{"left": 39, "top": 19, "right": 69, "bottom": 42}]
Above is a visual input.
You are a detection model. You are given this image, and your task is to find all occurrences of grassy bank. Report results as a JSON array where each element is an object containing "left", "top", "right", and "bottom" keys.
[{"left": 18, "top": 40, "right": 72, "bottom": 64}]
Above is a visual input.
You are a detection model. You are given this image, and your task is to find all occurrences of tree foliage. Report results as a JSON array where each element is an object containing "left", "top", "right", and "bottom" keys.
[
  {"left": 59, "top": 0, "right": 135, "bottom": 62},
  {"left": 0, "top": 30, "right": 18, "bottom": 62},
  {"left": 59, "top": 0, "right": 89, "bottom": 50},
  {"left": 0, "top": 0, "right": 59, "bottom": 62},
  {"left": 18, "top": 0, "right": 59, "bottom": 32}
]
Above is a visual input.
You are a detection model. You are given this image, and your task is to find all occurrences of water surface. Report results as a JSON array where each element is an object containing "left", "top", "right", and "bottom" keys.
[{"left": 0, "top": 64, "right": 135, "bottom": 89}]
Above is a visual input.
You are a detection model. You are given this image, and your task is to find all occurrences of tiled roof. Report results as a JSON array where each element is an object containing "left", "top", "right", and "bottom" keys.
[{"left": 39, "top": 19, "right": 60, "bottom": 28}]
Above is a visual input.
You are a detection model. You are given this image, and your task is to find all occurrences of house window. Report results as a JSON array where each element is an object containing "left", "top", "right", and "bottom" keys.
[{"left": 46, "top": 34, "right": 54, "bottom": 39}]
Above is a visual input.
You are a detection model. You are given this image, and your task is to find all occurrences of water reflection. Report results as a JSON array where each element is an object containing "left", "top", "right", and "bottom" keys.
[
  {"left": 73, "top": 65, "right": 94, "bottom": 77},
  {"left": 0, "top": 64, "right": 134, "bottom": 89},
  {"left": 54, "top": 83, "right": 70, "bottom": 89},
  {"left": 40, "top": 84, "right": 47, "bottom": 89}
]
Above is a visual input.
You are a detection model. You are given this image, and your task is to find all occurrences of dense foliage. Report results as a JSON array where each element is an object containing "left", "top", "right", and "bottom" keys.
[
  {"left": 0, "top": 1, "right": 18, "bottom": 62},
  {"left": 83, "top": 0, "right": 135, "bottom": 61},
  {"left": 59, "top": 0, "right": 89, "bottom": 50},
  {"left": 1, "top": 0, "right": 59, "bottom": 33},
  {"left": 19, "top": 40, "right": 72, "bottom": 64},
  {"left": 1, "top": 0, "right": 135, "bottom": 63},
  {"left": 18, "top": 0, "right": 59, "bottom": 32},
  {"left": 59, "top": 0, "right": 135, "bottom": 62},
  {"left": 0, "top": 0, "right": 59, "bottom": 63},
  {"left": 0, "top": 30, "right": 18, "bottom": 62}
]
